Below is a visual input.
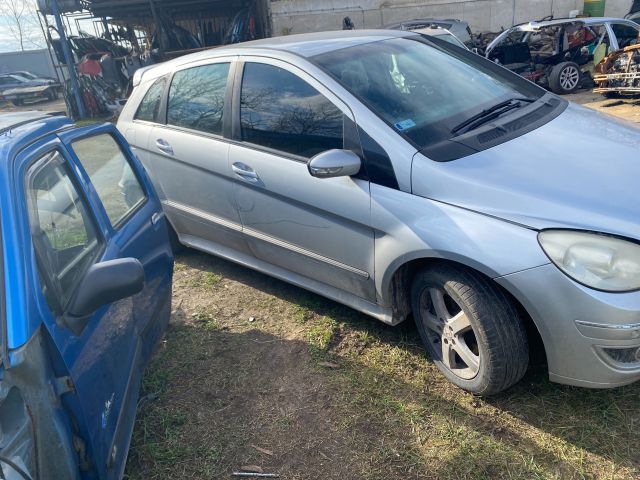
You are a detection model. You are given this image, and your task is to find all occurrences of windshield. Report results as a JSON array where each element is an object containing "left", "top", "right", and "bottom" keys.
[{"left": 314, "top": 36, "right": 544, "bottom": 149}]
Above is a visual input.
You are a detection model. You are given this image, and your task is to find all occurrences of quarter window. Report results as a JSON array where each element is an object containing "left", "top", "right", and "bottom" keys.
[
  {"left": 240, "top": 63, "right": 344, "bottom": 158},
  {"left": 26, "top": 151, "right": 102, "bottom": 312},
  {"left": 134, "top": 77, "right": 166, "bottom": 122},
  {"left": 167, "top": 63, "right": 230, "bottom": 135},
  {"left": 72, "top": 133, "right": 146, "bottom": 227}
]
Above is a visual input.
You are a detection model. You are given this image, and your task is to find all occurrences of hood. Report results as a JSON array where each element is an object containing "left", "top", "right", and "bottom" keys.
[{"left": 412, "top": 103, "right": 640, "bottom": 240}]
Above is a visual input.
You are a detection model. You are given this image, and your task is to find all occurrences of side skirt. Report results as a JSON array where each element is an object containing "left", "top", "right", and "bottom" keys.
[{"left": 179, "top": 233, "right": 402, "bottom": 326}]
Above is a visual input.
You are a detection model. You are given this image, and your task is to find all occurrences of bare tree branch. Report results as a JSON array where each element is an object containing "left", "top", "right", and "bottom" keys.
[{"left": 0, "top": 0, "right": 44, "bottom": 51}]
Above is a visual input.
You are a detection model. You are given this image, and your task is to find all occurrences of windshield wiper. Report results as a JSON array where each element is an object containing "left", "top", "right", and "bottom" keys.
[{"left": 451, "top": 97, "right": 535, "bottom": 136}]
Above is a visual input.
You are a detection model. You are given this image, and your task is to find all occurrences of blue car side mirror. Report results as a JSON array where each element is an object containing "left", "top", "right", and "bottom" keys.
[{"left": 64, "top": 258, "right": 145, "bottom": 335}]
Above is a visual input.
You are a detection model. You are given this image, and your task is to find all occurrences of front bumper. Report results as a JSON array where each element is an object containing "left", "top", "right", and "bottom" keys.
[{"left": 496, "top": 264, "right": 640, "bottom": 388}]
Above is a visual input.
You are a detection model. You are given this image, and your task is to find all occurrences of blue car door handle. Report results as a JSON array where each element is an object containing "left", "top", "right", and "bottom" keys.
[
  {"left": 155, "top": 138, "right": 174, "bottom": 156},
  {"left": 151, "top": 211, "right": 165, "bottom": 225},
  {"left": 232, "top": 162, "right": 259, "bottom": 182}
]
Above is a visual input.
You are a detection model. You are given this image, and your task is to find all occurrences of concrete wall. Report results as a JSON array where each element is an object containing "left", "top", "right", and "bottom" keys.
[
  {"left": 271, "top": 0, "right": 635, "bottom": 36},
  {"left": 604, "top": 0, "right": 634, "bottom": 17},
  {"left": 0, "top": 49, "right": 57, "bottom": 78}
]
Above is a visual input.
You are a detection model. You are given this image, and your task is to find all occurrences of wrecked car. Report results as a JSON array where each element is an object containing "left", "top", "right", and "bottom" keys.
[
  {"left": 594, "top": 43, "right": 640, "bottom": 95},
  {"left": 0, "top": 112, "right": 173, "bottom": 479},
  {"left": 0, "top": 74, "right": 60, "bottom": 106},
  {"left": 485, "top": 17, "right": 640, "bottom": 94}
]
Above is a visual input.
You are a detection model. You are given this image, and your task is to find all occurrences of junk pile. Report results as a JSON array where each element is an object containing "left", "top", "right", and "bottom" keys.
[
  {"left": 49, "top": 27, "right": 155, "bottom": 117},
  {"left": 594, "top": 45, "right": 640, "bottom": 96},
  {"left": 469, "top": 30, "right": 502, "bottom": 55}
]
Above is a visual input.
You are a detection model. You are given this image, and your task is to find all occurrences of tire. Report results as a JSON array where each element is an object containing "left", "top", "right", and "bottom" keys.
[
  {"left": 549, "top": 62, "right": 581, "bottom": 95},
  {"left": 46, "top": 89, "right": 58, "bottom": 101},
  {"left": 11, "top": 99, "right": 24, "bottom": 106},
  {"left": 411, "top": 264, "right": 529, "bottom": 395}
]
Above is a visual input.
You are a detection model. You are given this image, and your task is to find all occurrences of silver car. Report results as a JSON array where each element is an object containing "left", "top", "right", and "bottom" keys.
[{"left": 118, "top": 30, "right": 640, "bottom": 395}]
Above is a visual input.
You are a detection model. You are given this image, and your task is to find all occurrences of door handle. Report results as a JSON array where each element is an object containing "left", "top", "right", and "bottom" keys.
[
  {"left": 151, "top": 211, "right": 165, "bottom": 225},
  {"left": 232, "top": 162, "right": 259, "bottom": 181},
  {"left": 155, "top": 138, "right": 174, "bottom": 156}
]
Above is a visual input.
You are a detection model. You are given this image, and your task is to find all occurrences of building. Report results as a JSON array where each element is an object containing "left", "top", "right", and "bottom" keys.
[
  {"left": 0, "top": 49, "right": 57, "bottom": 78},
  {"left": 270, "top": 0, "right": 635, "bottom": 36}
]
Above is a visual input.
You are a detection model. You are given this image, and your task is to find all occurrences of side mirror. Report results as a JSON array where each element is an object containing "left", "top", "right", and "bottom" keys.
[
  {"left": 307, "top": 149, "right": 362, "bottom": 179},
  {"left": 64, "top": 258, "right": 145, "bottom": 335}
]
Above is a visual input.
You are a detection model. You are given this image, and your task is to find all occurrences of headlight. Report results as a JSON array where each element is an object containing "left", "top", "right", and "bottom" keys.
[{"left": 538, "top": 230, "right": 640, "bottom": 292}]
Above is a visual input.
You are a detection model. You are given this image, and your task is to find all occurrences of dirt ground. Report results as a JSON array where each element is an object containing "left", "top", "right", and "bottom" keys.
[{"left": 123, "top": 90, "right": 640, "bottom": 480}]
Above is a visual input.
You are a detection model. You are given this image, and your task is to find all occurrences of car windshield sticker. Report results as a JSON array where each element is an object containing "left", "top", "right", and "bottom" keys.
[{"left": 395, "top": 119, "right": 416, "bottom": 131}]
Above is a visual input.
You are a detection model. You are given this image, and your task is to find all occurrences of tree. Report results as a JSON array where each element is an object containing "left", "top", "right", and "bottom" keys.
[{"left": 0, "top": 0, "right": 44, "bottom": 51}]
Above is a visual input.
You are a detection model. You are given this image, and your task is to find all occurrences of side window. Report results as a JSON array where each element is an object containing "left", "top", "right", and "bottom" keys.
[
  {"left": 167, "top": 63, "right": 230, "bottom": 135},
  {"left": 26, "top": 151, "right": 102, "bottom": 312},
  {"left": 611, "top": 23, "right": 640, "bottom": 49},
  {"left": 72, "top": 133, "right": 146, "bottom": 227},
  {"left": 240, "top": 63, "right": 344, "bottom": 158},
  {"left": 134, "top": 77, "right": 166, "bottom": 122}
]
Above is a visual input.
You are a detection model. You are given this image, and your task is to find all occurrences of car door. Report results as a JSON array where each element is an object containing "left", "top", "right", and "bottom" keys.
[
  {"left": 229, "top": 58, "right": 376, "bottom": 301},
  {"left": 21, "top": 125, "right": 172, "bottom": 480},
  {"left": 145, "top": 58, "right": 252, "bottom": 254}
]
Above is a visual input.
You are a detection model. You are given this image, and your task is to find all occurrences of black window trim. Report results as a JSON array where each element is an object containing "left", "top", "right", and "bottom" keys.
[
  {"left": 24, "top": 147, "right": 106, "bottom": 314},
  {"left": 69, "top": 130, "right": 150, "bottom": 231}
]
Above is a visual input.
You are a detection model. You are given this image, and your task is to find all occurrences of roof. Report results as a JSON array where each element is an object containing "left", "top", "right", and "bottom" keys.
[
  {"left": 515, "top": 17, "right": 635, "bottom": 29},
  {"left": 138, "top": 29, "right": 415, "bottom": 84},
  {"left": 0, "top": 112, "right": 71, "bottom": 161}
]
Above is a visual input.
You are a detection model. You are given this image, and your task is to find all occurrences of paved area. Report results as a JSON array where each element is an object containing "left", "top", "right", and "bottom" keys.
[{"left": 568, "top": 90, "right": 640, "bottom": 123}]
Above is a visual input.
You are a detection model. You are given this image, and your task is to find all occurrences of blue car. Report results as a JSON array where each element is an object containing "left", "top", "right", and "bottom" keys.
[{"left": 0, "top": 112, "right": 173, "bottom": 479}]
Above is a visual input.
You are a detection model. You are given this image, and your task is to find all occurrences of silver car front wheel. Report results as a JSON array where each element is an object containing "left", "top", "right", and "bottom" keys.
[{"left": 411, "top": 264, "right": 529, "bottom": 395}]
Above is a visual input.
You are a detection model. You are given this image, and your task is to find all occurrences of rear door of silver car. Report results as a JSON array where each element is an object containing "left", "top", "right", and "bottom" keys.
[{"left": 145, "top": 57, "right": 251, "bottom": 253}]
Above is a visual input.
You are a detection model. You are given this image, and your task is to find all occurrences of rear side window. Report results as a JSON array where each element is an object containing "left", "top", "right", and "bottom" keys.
[
  {"left": 240, "top": 63, "right": 343, "bottom": 158},
  {"left": 72, "top": 133, "right": 146, "bottom": 227},
  {"left": 167, "top": 63, "right": 230, "bottom": 135},
  {"left": 134, "top": 77, "right": 166, "bottom": 122},
  {"left": 26, "top": 151, "right": 102, "bottom": 312}
]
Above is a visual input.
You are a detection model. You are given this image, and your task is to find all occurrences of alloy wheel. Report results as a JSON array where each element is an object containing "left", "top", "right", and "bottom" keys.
[
  {"left": 418, "top": 287, "right": 481, "bottom": 380},
  {"left": 560, "top": 65, "right": 580, "bottom": 91}
]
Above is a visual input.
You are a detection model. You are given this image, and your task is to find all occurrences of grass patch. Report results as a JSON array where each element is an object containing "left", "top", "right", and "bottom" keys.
[{"left": 306, "top": 315, "right": 337, "bottom": 353}]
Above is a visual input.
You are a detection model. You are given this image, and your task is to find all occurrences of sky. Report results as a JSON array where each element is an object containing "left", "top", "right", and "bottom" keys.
[{"left": 0, "top": 12, "right": 47, "bottom": 53}]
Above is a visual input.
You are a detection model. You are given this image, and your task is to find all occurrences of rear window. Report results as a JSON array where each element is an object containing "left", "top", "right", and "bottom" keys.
[{"left": 135, "top": 77, "right": 166, "bottom": 122}]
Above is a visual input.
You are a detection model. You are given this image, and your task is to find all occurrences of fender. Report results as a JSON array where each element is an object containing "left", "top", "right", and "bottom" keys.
[{"left": 370, "top": 184, "right": 550, "bottom": 307}]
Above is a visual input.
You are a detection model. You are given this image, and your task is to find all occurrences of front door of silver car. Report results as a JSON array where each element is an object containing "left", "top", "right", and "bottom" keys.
[{"left": 229, "top": 58, "right": 376, "bottom": 301}]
